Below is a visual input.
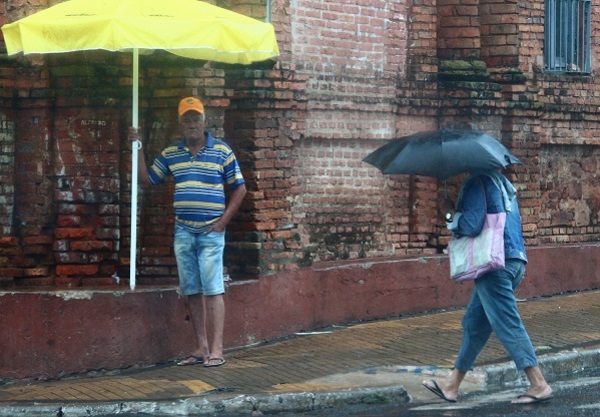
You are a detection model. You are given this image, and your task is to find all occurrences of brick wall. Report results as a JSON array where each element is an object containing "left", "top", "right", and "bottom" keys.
[
  {"left": 1, "top": 0, "right": 599, "bottom": 287},
  {"left": 223, "top": 68, "right": 307, "bottom": 275},
  {"left": 133, "top": 62, "right": 231, "bottom": 285},
  {"left": 0, "top": 110, "right": 16, "bottom": 287},
  {"left": 538, "top": 145, "right": 600, "bottom": 243},
  {"left": 0, "top": 114, "right": 14, "bottom": 236}
]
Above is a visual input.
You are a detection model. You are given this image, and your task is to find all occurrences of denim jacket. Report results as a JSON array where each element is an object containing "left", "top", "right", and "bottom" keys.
[{"left": 450, "top": 174, "right": 528, "bottom": 263}]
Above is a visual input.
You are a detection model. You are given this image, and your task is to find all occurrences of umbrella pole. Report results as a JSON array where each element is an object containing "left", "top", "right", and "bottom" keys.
[{"left": 130, "top": 48, "right": 140, "bottom": 290}]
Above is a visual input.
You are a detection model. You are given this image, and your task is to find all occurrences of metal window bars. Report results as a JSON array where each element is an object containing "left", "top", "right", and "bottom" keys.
[{"left": 544, "top": 0, "right": 591, "bottom": 73}]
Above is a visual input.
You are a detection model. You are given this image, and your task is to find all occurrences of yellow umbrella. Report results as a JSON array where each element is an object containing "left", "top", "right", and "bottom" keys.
[
  {"left": 2, "top": 0, "right": 279, "bottom": 290},
  {"left": 2, "top": 0, "right": 279, "bottom": 63}
]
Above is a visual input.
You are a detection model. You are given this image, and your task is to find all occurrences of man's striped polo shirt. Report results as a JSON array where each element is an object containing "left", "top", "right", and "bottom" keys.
[{"left": 148, "top": 133, "right": 245, "bottom": 233}]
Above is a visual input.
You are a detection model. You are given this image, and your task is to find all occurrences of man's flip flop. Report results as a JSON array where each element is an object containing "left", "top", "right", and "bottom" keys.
[
  {"left": 176, "top": 355, "right": 205, "bottom": 366},
  {"left": 512, "top": 393, "right": 554, "bottom": 404},
  {"left": 204, "top": 357, "right": 226, "bottom": 367},
  {"left": 422, "top": 380, "right": 457, "bottom": 403}
]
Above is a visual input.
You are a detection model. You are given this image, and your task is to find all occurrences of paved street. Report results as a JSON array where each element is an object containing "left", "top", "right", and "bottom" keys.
[{"left": 0, "top": 290, "right": 599, "bottom": 416}]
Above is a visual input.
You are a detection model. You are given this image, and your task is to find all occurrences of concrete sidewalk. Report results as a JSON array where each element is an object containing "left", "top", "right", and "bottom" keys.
[{"left": 0, "top": 290, "right": 599, "bottom": 416}]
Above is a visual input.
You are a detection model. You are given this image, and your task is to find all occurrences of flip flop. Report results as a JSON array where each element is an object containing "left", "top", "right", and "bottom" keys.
[
  {"left": 176, "top": 355, "right": 205, "bottom": 366},
  {"left": 422, "top": 380, "right": 457, "bottom": 403},
  {"left": 512, "top": 393, "right": 554, "bottom": 404},
  {"left": 204, "top": 357, "right": 226, "bottom": 367}
]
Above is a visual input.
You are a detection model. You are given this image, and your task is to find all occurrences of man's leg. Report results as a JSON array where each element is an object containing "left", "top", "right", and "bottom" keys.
[
  {"left": 205, "top": 294, "right": 225, "bottom": 365},
  {"left": 178, "top": 294, "right": 210, "bottom": 365},
  {"left": 174, "top": 226, "right": 210, "bottom": 365},
  {"left": 196, "top": 231, "right": 226, "bottom": 366}
]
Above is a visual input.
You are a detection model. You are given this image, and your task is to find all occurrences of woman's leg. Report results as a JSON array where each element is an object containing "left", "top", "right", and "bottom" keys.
[
  {"left": 454, "top": 290, "right": 494, "bottom": 372},
  {"left": 423, "top": 289, "right": 494, "bottom": 401},
  {"left": 476, "top": 260, "right": 552, "bottom": 402},
  {"left": 475, "top": 261, "right": 538, "bottom": 371}
]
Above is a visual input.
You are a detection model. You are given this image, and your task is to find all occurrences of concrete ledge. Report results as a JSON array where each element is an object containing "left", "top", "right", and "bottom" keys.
[
  {"left": 0, "top": 288, "right": 196, "bottom": 381},
  {"left": 483, "top": 345, "right": 600, "bottom": 388},
  {"left": 1, "top": 244, "right": 599, "bottom": 381},
  {"left": 0, "top": 386, "right": 411, "bottom": 417}
]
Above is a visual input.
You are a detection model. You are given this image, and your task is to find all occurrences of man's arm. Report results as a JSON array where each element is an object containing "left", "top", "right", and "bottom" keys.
[
  {"left": 211, "top": 184, "right": 247, "bottom": 233},
  {"left": 128, "top": 127, "right": 152, "bottom": 187}
]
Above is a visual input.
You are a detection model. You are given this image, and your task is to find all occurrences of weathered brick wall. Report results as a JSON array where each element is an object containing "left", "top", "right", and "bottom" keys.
[
  {"left": 438, "top": 0, "right": 480, "bottom": 60},
  {"left": 223, "top": 68, "right": 306, "bottom": 275},
  {"left": 0, "top": 109, "right": 16, "bottom": 287},
  {"left": 218, "top": 0, "right": 267, "bottom": 20},
  {"left": 0, "top": 114, "right": 14, "bottom": 237},
  {"left": 1, "top": 0, "right": 599, "bottom": 287},
  {"left": 286, "top": 0, "right": 435, "bottom": 265},
  {"left": 0, "top": 0, "right": 17, "bottom": 286},
  {"left": 520, "top": 0, "right": 600, "bottom": 245},
  {"left": 538, "top": 145, "right": 600, "bottom": 243}
]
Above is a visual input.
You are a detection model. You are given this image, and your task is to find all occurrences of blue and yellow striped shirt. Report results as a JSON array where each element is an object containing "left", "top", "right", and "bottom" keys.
[{"left": 148, "top": 133, "right": 245, "bottom": 233}]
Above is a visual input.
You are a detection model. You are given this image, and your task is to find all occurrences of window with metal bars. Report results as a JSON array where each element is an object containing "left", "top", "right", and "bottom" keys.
[{"left": 544, "top": 0, "right": 591, "bottom": 73}]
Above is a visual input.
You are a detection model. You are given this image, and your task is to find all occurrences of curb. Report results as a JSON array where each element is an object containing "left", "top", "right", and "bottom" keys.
[
  {"left": 0, "top": 386, "right": 411, "bottom": 417},
  {"left": 481, "top": 345, "right": 600, "bottom": 388},
  {"left": 1, "top": 346, "right": 599, "bottom": 416}
]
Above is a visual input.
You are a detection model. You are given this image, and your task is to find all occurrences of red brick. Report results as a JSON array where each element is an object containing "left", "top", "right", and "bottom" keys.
[
  {"left": 54, "top": 277, "right": 82, "bottom": 287},
  {"left": 70, "top": 241, "right": 114, "bottom": 251},
  {"left": 0, "top": 267, "right": 23, "bottom": 278},
  {"left": 55, "top": 265, "right": 99, "bottom": 276},
  {"left": 54, "top": 228, "right": 95, "bottom": 239},
  {"left": 22, "top": 235, "right": 53, "bottom": 245},
  {"left": 0, "top": 237, "right": 18, "bottom": 247}
]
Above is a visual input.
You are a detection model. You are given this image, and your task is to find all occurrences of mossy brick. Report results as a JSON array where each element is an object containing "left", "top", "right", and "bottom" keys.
[{"left": 440, "top": 59, "right": 488, "bottom": 72}]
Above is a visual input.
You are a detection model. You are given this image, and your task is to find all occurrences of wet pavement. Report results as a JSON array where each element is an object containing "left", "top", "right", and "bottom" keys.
[{"left": 0, "top": 290, "right": 599, "bottom": 416}]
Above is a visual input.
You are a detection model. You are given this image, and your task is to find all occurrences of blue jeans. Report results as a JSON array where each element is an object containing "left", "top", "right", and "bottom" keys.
[
  {"left": 174, "top": 225, "right": 225, "bottom": 296},
  {"left": 454, "top": 259, "right": 539, "bottom": 371}
]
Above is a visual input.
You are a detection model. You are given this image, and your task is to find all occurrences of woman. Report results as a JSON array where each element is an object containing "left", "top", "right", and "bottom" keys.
[{"left": 422, "top": 170, "right": 553, "bottom": 404}]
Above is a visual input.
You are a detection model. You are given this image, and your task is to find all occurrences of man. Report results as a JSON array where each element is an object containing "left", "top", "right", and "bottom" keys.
[{"left": 129, "top": 97, "right": 247, "bottom": 367}]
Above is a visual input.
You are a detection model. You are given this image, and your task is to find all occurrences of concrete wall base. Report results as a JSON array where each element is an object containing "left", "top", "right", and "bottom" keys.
[{"left": 1, "top": 244, "right": 598, "bottom": 382}]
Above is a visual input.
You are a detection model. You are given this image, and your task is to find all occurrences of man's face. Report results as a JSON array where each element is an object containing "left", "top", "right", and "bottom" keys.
[{"left": 180, "top": 112, "right": 204, "bottom": 140}]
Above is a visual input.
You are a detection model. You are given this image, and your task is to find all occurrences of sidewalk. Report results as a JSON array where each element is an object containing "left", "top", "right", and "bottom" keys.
[{"left": 1, "top": 290, "right": 599, "bottom": 416}]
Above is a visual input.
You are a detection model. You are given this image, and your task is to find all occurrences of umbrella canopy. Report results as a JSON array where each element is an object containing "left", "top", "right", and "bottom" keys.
[
  {"left": 363, "top": 129, "right": 522, "bottom": 180},
  {"left": 2, "top": 0, "right": 279, "bottom": 64},
  {"left": 2, "top": 0, "right": 279, "bottom": 290}
]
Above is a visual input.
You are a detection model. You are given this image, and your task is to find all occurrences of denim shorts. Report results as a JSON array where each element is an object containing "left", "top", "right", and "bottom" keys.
[{"left": 173, "top": 225, "right": 225, "bottom": 296}]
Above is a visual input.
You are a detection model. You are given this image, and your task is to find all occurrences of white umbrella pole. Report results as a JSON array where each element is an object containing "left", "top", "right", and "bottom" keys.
[{"left": 130, "top": 48, "right": 140, "bottom": 290}]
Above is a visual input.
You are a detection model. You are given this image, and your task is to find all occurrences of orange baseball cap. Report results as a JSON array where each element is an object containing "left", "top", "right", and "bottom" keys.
[{"left": 178, "top": 97, "right": 204, "bottom": 117}]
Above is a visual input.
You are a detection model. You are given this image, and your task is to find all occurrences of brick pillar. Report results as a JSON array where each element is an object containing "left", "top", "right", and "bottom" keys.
[
  {"left": 0, "top": 111, "right": 17, "bottom": 287},
  {"left": 12, "top": 64, "right": 55, "bottom": 286},
  {"left": 501, "top": 113, "right": 542, "bottom": 246},
  {"left": 437, "top": 0, "right": 481, "bottom": 60},
  {"left": 480, "top": 0, "right": 520, "bottom": 68},
  {"left": 224, "top": 0, "right": 268, "bottom": 20},
  {"left": 0, "top": 114, "right": 15, "bottom": 237},
  {"left": 52, "top": 108, "right": 122, "bottom": 286},
  {"left": 224, "top": 68, "right": 307, "bottom": 277},
  {"left": 44, "top": 51, "right": 125, "bottom": 286}
]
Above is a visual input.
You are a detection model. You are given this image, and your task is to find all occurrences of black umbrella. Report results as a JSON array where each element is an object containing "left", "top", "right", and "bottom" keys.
[{"left": 363, "top": 129, "right": 522, "bottom": 180}]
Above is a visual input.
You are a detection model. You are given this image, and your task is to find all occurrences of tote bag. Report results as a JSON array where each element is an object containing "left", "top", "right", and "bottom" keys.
[{"left": 448, "top": 212, "right": 506, "bottom": 282}]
